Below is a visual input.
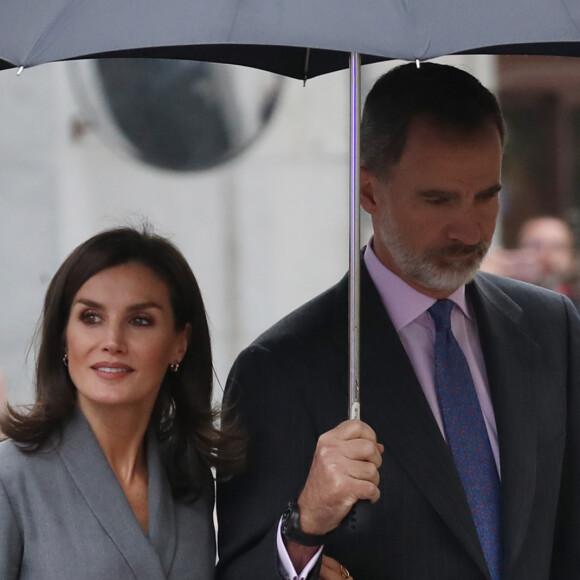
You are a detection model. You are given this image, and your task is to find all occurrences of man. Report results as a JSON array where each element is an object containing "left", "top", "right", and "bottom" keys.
[
  {"left": 482, "top": 215, "right": 580, "bottom": 309},
  {"left": 216, "top": 63, "right": 580, "bottom": 580},
  {"left": 518, "top": 216, "right": 580, "bottom": 301},
  {"left": 481, "top": 215, "right": 580, "bottom": 310}
]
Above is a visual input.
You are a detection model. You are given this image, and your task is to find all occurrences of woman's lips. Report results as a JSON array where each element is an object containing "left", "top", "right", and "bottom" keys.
[{"left": 91, "top": 362, "right": 134, "bottom": 378}]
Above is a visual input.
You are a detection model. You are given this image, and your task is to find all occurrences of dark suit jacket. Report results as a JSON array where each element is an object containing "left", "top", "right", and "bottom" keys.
[
  {"left": 0, "top": 408, "right": 216, "bottom": 579},
  {"left": 216, "top": 265, "right": 580, "bottom": 580}
]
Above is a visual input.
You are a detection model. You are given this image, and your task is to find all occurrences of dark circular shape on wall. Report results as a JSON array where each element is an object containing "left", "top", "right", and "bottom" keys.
[{"left": 68, "top": 58, "right": 283, "bottom": 171}]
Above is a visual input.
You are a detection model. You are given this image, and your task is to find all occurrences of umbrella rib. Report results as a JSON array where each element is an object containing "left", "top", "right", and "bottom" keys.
[
  {"left": 555, "top": 0, "right": 580, "bottom": 35},
  {"left": 226, "top": 0, "right": 245, "bottom": 43},
  {"left": 26, "top": 0, "right": 86, "bottom": 64},
  {"left": 303, "top": 48, "right": 311, "bottom": 85}
]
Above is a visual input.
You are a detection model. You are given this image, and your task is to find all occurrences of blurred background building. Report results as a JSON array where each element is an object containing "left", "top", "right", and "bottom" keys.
[
  {"left": 498, "top": 56, "right": 580, "bottom": 247},
  {"left": 3, "top": 53, "right": 571, "bottom": 406}
]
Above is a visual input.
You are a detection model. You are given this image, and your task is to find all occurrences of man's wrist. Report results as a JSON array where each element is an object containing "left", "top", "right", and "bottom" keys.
[{"left": 281, "top": 499, "right": 333, "bottom": 547}]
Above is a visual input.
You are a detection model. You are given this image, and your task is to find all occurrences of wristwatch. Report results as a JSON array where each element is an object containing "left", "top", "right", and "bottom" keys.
[{"left": 280, "top": 500, "right": 331, "bottom": 547}]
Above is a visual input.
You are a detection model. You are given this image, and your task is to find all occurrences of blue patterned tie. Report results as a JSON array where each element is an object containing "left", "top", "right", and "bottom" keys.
[{"left": 428, "top": 299, "right": 501, "bottom": 580}]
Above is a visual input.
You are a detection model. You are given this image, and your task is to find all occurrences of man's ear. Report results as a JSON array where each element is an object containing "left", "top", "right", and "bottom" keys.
[{"left": 360, "top": 167, "right": 380, "bottom": 214}]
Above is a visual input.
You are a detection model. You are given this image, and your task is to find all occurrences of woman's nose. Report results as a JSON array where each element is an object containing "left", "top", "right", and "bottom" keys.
[{"left": 102, "top": 324, "right": 127, "bottom": 353}]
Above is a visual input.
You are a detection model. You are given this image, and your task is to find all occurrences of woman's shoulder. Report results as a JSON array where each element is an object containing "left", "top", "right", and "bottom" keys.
[
  {"left": 0, "top": 437, "right": 58, "bottom": 488},
  {"left": 0, "top": 439, "right": 26, "bottom": 492},
  {"left": 0, "top": 438, "right": 25, "bottom": 465}
]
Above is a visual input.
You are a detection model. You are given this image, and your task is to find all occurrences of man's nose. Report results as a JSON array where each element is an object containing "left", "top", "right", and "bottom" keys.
[{"left": 447, "top": 213, "right": 482, "bottom": 246}]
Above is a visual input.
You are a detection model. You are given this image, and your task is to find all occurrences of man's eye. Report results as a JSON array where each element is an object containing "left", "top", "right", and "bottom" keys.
[{"left": 425, "top": 196, "right": 449, "bottom": 205}]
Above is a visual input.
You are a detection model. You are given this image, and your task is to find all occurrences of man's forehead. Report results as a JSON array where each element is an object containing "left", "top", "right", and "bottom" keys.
[{"left": 407, "top": 114, "right": 503, "bottom": 146}]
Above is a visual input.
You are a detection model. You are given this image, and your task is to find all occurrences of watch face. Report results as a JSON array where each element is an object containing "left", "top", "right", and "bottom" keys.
[
  {"left": 281, "top": 501, "right": 298, "bottom": 534},
  {"left": 281, "top": 501, "right": 326, "bottom": 547}
]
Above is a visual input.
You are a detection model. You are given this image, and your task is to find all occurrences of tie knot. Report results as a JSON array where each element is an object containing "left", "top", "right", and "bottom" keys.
[{"left": 428, "top": 299, "right": 454, "bottom": 332}]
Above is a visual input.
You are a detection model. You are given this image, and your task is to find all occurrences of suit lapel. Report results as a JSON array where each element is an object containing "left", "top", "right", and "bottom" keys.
[
  {"left": 468, "top": 274, "right": 540, "bottom": 576},
  {"left": 350, "top": 267, "right": 541, "bottom": 577},
  {"left": 147, "top": 432, "right": 178, "bottom": 576},
  {"left": 57, "top": 408, "right": 171, "bottom": 580},
  {"left": 337, "top": 267, "right": 491, "bottom": 577}
]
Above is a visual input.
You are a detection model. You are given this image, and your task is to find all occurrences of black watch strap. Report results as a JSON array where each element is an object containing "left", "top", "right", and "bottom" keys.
[{"left": 280, "top": 500, "right": 331, "bottom": 547}]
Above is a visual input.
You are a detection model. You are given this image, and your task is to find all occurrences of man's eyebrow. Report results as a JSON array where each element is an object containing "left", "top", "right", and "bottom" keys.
[
  {"left": 476, "top": 184, "right": 503, "bottom": 197},
  {"left": 417, "top": 189, "right": 461, "bottom": 198},
  {"left": 417, "top": 184, "right": 502, "bottom": 197}
]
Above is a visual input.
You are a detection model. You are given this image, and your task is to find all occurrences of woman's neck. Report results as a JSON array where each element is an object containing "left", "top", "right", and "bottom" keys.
[
  {"left": 77, "top": 401, "right": 151, "bottom": 485},
  {"left": 77, "top": 401, "right": 152, "bottom": 532}
]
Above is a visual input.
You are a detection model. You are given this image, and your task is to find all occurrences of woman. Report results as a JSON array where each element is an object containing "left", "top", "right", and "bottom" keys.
[{"left": 0, "top": 226, "right": 242, "bottom": 579}]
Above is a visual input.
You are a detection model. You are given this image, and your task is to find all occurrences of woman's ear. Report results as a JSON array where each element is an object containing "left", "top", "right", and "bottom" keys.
[{"left": 175, "top": 323, "right": 192, "bottom": 362}]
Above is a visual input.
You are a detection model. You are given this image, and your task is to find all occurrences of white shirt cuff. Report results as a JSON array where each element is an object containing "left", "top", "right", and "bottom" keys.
[{"left": 276, "top": 518, "right": 323, "bottom": 580}]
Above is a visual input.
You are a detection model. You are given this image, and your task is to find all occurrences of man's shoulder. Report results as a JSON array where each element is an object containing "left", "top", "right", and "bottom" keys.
[
  {"left": 253, "top": 274, "right": 347, "bottom": 349},
  {"left": 473, "top": 271, "right": 579, "bottom": 323},
  {"left": 226, "top": 276, "right": 350, "bottom": 409},
  {"left": 475, "top": 270, "right": 569, "bottom": 302}
]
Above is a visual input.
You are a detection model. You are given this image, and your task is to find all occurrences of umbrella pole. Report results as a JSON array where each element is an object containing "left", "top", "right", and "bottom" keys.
[{"left": 348, "top": 52, "right": 361, "bottom": 421}]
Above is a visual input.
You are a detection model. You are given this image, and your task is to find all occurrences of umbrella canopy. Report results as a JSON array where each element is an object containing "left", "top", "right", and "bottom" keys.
[
  {"left": 1, "top": 0, "right": 580, "bottom": 78},
  {"left": 3, "top": 0, "right": 580, "bottom": 418}
]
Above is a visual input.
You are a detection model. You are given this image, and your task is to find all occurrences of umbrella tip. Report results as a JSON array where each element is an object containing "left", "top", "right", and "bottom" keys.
[
  {"left": 16, "top": 66, "right": 24, "bottom": 76},
  {"left": 415, "top": 59, "right": 421, "bottom": 69}
]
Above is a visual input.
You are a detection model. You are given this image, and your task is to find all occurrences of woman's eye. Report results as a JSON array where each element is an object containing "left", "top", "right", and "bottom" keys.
[
  {"left": 80, "top": 311, "right": 101, "bottom": 325},
  {"left": 131, "top": 316, "right": 153, "bottom": 327}
]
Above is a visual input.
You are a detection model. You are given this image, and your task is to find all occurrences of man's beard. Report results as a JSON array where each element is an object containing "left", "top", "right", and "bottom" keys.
[{"left": 376, "top": 216, "right": 490, "bottom": 294}]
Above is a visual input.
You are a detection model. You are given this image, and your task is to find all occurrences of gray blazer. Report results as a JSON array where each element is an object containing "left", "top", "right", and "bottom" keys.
[{"left": 0, "top": 408, "right": 215, "bottom": 579}]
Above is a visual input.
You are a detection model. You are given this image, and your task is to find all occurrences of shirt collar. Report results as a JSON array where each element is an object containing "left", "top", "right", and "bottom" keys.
[{"left": 363, "top": 238, "right": 471, "bottom": 330}]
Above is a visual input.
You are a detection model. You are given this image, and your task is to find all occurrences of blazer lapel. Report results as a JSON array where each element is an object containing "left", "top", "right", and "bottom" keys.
[
  {"left": 468, "top": 274, "right": 540, "bottom": 576},
  {"left": 57, "top": 408, "right": 169, "bottom": 580},
  {"left": 147, "top": 432, "right": 178, "bottom": 576},
  {"left": 342, "top": 267, "right": 491, "bottom": 578}
]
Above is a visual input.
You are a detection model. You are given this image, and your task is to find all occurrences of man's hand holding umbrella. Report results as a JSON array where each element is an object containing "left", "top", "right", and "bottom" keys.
[{"left": 283, "top": 420, "right": 383, "bottom": 575}]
